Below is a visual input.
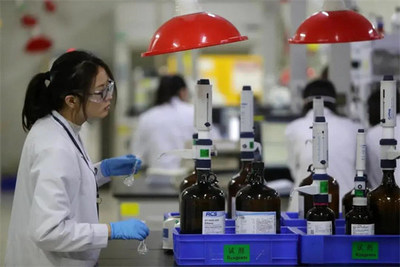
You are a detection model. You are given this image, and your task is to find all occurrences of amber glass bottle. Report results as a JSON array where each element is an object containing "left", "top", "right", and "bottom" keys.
[
  {"left": 235, "top": 161, "right": 281, "bottom": 233},
  {"left": 368, "top": 169, "right": 400, "bottom": 235},
  {"left": 299, "top": 174, "right": 339, "bottom": 219},
  {"left": 179, "top": 170, "right": 197, "bottom": 193},
  {"left": 227, "top": 160, "right": 252, "bottom": 218},
  {"left": 306, "top": 195, "right": 336, "bottom": 235},
  {"left": 345, "top": 198, "right": 374, "bottom": 235},
  {"left": 180, "top": 170, "right": 225, "bottom": 234}
]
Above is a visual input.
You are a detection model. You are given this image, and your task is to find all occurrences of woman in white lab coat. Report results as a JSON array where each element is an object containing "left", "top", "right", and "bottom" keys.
[
  {"left": 5, "top": 50, "right": 149, "bottom": 266},
  {"left": 132, "top": 75, "right": 195, "bottom": 171},
  {"left": 285, "top": 79, "right": 361, "bottom": 212}
]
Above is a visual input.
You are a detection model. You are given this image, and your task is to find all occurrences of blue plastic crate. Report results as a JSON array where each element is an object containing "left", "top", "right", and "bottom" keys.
[
  {"left": 292, "top": 226, "right": 400, "bottom": 265},
  {"left": 173, "top": 226, "right": 299, "bottom": 266},
  {"left": 281, "top": 211, "right": 345, "bottom": 227}
]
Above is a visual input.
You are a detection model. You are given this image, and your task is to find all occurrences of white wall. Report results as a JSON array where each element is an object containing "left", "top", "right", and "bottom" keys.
[{"left": 1, "top": 0, "right": 116, "bottom": 175}]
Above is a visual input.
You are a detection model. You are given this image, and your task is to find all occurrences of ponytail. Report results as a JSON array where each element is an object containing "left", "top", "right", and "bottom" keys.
[{"left": 22, "top": 72, "right": 53, "bottom": 132}]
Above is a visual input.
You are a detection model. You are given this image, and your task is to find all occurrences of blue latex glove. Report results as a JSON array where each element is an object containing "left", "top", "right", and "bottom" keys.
[
  {"left": 109, "top": 219, "right": 149, "bottom": 240},
  {"left": 100, "top": 154, "right": 142, "bottom": 177}
]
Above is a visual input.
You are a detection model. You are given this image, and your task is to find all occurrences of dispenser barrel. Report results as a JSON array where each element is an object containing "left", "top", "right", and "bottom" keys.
[
  {"left": 380, "top": 76, "right": 397, "bottom": 128},
  {"left": 240, "top": 86, "right": 254, "bottom": 133},
  {"left": 194, "top": 79, "right": 212, "bottom": 131},
  {"left": 313, "top": 97, "right": 324, "bottom": 120},
  {"left": 312, "top": 117, "right": 328, "bottom": 169},
  {"left": 356, "top": 129, "right": 366, "bottom": 172}
]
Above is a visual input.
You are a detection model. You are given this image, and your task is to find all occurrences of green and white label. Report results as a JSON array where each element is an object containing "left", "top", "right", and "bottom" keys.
[
  {"left": 200, "top": 149, "right": 209, "bottom": 158},
  {"left": 319, "top": 180, "right": 328, "bottom": 194},
  {"left": 352, "top": 242, "right": 378, "bottom": 260},
  {"left": 224, "top": 244, "right": 250, "bottom": 263}
]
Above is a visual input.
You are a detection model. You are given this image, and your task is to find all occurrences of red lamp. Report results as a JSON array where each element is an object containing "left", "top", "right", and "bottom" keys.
[
  {"left": 142, "top": 1, "right": 247, "bottom": 57},
  {"left": 289, "top": 0, "right": 383, "bottom": 44},
  {"left": 25, "top": 35, "right": 52, "bottom": 53}
]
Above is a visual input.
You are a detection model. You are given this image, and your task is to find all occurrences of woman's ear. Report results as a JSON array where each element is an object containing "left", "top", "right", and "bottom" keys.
[{"left": 64, "top": 95, "right": 80, "bottom": 109}]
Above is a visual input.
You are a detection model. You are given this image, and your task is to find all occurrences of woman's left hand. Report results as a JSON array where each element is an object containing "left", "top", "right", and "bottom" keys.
[{"left": 100, "top": 154, "right": 142, "bottom": 176}]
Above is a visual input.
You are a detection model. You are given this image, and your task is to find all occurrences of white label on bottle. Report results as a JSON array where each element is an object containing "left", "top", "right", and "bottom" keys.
[
  {"left": 231, "top": 197, "right": 236, "bottom": 219},
  {"left": 328, "top": 193, "right": 332, "bottom": 203},
  {"left": 298, "top": 195, "right": 305, "bottom": 219},
  {"left": 235, "top": 211, "right": 276, "bottom": 234},
  {"left": 307, "top": 221, "right": 332, "bottom": 235},
  {"left": 202, "top": 211, "right": 225, "bottom": 234},
  {"left": 351, "top": 224, "right": 374, "bottom": 235}
]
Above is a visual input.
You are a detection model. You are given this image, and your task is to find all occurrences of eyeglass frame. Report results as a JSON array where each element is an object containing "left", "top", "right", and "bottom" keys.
[{"left": 88, "top": 79, "right": 115, "bottom": 103}]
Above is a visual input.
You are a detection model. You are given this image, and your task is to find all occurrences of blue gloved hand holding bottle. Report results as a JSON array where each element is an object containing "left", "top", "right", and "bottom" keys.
[
  {"left": 100, "top": 154, "right": 142, "bottom": 177},
  {"left": 109, "top": 219, "right": 149, "bottom": 240}
]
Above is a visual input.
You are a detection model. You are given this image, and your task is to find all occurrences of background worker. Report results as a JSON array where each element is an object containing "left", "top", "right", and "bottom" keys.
[{"left": 131, "top": 74, "right": 194, "bottom": 172}]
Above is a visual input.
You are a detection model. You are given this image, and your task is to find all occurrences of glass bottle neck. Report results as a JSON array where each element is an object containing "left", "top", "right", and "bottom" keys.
[
  {"left": 352, "top": 205, "right": 367, "bottom": 210},
  {"left": 240, "top": 160, "right": 252, "bottom": 170},
  {"left": 381, "top": 170, "right": 398, "bottom": 186},
  {"left": 197, "top": 169, "right": 211, "bottom": 184}
]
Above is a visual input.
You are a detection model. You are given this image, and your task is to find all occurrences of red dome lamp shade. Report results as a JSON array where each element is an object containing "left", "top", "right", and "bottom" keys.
[
  {"left": 142, "top": 12, "right": 248, "bottom": 57},
  {"left": 289, "top": 0, "right": 383, "bottom": 44},
  {"left": 25, "top": 35, "right": 53, "bottom": 53}
]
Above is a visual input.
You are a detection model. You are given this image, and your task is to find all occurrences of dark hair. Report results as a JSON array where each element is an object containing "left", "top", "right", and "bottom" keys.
[
  {"left": 302, "top": 79, "right": 337, "bottom": 115},
  {"left": 22, "top": 50, "right": 115, "bottom": 132},
  {"left": 154, "top": 74, "right": 186, "bottom": 106}
]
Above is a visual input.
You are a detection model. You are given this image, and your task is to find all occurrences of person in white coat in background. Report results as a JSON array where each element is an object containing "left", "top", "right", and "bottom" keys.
[
  {"left": 285, "top": 79, "right": 361, "bottom": 212},
  {"left": 366, "top": 88, "right": 400, "bottom": 189},
  {"left": 131, "top": 75, "right": 194, "bottom": 172},
  {"left": 5, "top": 50, "right": 149, "bottom": 267}
]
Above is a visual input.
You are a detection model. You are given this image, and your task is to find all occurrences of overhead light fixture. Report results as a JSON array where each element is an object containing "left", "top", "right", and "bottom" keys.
[
  {"left": 289, "top": 0, "right": 383, "bottom": 44},
  {"left": 142, "top": 0, "right": 248, "bottom": 57}
]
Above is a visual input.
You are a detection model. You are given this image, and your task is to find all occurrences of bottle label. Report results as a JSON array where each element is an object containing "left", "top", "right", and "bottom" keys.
[
  {"left": 351, "top": 224, "right": 374, "bottom": 235},
  {"left": 307, "top": 221, "right": 332, "bottom": 235},
  {"left": 231, "top": 197, "right": 236, "bottom": 219},
  {"left": 235, "top": 211, "right": 276, "bottom": 234},
  {"left": 202, "top": 211, "right": 225, "bottom": 234},
  {"left": 298, "top": 195, "right": 305, "bottom": 219}
]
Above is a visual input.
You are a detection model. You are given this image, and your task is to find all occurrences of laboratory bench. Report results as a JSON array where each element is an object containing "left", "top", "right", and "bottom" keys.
[{"left": 98, "top": 230, "right": 176, "bottom": 266}]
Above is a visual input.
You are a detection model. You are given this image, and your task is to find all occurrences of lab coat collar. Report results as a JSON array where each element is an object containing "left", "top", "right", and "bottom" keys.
[{"left": 170, "top": 96, "right": 184, "bottom": 106}]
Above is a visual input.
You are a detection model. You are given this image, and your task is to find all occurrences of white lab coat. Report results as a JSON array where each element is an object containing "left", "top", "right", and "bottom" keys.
[
  {"left": 132, "top": 97, "right": 195, "bottom": 170},
  {"left": 5, "top": 111, "right": 109, "bottom": 267},
  {"left": 285, "top": 108, "right": 361, "bottom": 212},
  {"left": 366, "top": 114, "right": 400, "bottom": 189}
]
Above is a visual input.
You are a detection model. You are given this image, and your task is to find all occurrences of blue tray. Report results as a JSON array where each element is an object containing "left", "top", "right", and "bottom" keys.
[
  {"left": 173, "top": 226, "right": 299, "bottom": 266},
  {"left": 292, "top": 226, "right": 400, "bottom": 265}
]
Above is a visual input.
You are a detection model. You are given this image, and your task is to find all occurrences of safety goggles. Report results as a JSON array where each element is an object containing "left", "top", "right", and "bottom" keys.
[{"left": 88, "top": 79, "right": 114, "bottom": 103}]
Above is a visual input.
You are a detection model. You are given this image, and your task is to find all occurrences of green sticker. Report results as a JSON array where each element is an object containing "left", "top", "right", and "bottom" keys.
[
  {"left": 200, "top": 149, "right": 209, "bottom": 158},
  {"left": 320, "top": 181, "right": 328, "bottom": 194},
  {"left": 224, "top": 244, "right": 250, "bottom": 263},
  {"left": 355, "top": 189, "right": 364, "bottom": 197},
  {"left": 250, "top": 141, "right": 254, "bottom": 149},
  {"left": 352, "top": 242, "right": 378, "bottom": 260}
]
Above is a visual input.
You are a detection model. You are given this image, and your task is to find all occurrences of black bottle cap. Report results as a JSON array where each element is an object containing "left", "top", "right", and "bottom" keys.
[
  {"left": 358, "top": 129, "right": 364, "bottom": 133},
  {"left": 383, "top": 75, "right": 394, "bottom": 81},
  {"left": 197, "top": 79, "right": 210, "bottom": 85},
  {"left": 315, "top": 116, "right": 326, "bottom": 122},
  {"left": 242, "top": 85, "right": 251, "bottom": 91}
]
